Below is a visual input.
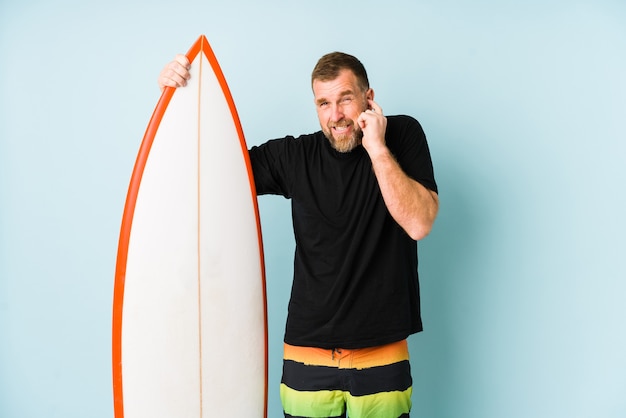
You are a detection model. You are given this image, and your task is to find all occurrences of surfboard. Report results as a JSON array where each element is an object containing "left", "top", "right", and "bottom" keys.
[{"left": 112, "top": 35, "right": 268, "bottom": 418}]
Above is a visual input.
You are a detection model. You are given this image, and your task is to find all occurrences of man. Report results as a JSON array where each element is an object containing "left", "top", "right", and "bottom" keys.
[{"left": 159, "top": 50, "right": 439, "bottom": 418}]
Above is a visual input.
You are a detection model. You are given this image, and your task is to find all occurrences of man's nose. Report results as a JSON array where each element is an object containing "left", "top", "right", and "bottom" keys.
[{"left": 330, "top": 104, "right": 344, "bottom": 121}]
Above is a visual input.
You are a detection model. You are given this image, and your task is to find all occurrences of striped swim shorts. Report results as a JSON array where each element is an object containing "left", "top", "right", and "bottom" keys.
[{"left": 280, "top": 339, "right": 412, "bottom": 418}]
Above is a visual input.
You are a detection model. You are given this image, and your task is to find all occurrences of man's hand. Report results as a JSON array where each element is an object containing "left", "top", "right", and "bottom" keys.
[
  {"left": 357, "top": 99, "right": 388, "bottom": 158},
  {"left": 157, "top": 54, "right": 191, "bottom": 91}
]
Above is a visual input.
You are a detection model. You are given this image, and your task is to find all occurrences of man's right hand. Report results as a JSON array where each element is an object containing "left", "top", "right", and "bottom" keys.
[{"left": 157, "top": 54, "right": 191, "bottom": 91}]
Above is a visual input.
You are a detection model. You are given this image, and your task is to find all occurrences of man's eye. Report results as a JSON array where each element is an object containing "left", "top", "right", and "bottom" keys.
[{"left": 342, "top": 97, "right": 353, "bottom": 103}]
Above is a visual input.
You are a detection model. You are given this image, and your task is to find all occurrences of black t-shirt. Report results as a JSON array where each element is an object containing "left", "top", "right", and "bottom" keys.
[{"left": 249, "top": 115, "right": 437, "bottom": 349}]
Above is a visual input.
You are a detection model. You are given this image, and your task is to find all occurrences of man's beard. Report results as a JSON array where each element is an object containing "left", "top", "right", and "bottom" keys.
[{"left": 322, "top": 119, "right": 364, "bottom": 153}]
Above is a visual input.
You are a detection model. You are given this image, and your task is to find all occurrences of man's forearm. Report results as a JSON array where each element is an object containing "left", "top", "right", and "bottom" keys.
[{"left": 369, "top": 147, "right": 439, "bottom": 240}]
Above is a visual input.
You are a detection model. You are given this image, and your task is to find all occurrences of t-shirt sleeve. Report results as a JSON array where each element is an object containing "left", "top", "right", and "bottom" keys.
[
  {"left": 388, "top": 115, "right": 438, "bottom": 194},
  {"left": 248, "top": 136, "right": 295, "bottom": 197}
]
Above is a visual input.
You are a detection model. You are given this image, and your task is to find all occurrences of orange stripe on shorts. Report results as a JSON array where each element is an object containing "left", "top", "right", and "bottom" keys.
[{"left": 283, "top": 339, "right": 409, "bottom": 369}]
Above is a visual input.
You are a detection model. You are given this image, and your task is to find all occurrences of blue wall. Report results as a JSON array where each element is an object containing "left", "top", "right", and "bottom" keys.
[{"left": 1, "top": 1, "right": 625, "bottom": 417}]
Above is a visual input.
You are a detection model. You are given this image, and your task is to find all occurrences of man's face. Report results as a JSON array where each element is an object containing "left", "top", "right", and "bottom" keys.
[{"left": 313, "top": 69, "right": 373, "bottom": 153}]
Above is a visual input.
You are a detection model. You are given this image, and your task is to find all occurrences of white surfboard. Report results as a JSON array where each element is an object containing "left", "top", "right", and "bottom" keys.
[{"left": 113, "top": 35, "right": 268, "bottom": 418}]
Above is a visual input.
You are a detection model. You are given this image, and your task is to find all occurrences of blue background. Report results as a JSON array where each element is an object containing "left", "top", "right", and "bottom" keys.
[{"left": 1, "top": 1, "right": 625, "bottom": 417}]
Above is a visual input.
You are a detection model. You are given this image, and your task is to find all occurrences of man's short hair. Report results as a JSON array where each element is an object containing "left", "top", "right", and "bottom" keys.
[{"left": 311, "top": 52, "right": 370, "bottom": 92}]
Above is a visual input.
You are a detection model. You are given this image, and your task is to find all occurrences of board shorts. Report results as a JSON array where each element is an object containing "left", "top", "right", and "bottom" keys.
[{"left": 280, "top": 339, "right": 412, "bottom": 418}]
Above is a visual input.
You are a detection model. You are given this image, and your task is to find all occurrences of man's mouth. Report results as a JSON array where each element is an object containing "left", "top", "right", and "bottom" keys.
[{"left": 331, "top": 122, "right": 352, "bottom": 134}]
